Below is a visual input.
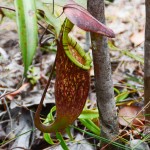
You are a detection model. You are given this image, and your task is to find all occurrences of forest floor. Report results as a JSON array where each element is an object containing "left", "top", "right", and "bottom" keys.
[{"left": 0, "top": 0, "right": 149, "bottom": 150}]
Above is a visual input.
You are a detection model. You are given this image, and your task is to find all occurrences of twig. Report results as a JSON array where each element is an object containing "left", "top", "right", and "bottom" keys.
[
  {"left": 0, "top": 77, "right": 25, "bottom": 100},
  {"left": 39, "top": 24, "right": 50, "bottom": 46},
  {"left": 2, "top": 91, "right": 13, "bottom": 131},
  {"left": 53, "top": 0, "right": 55, "bottom": 14},
  {"left": 0, "top": 119, "right": 11, "bottom": 124},
  {"left": 0, "top": 6, "right": 15, "bottom": 11},
  {"left": 35, "top": 52, "right": 57, "bottom": 118},
  {"left": 11, "top": 147, "right": 29, "bottom": 150},
  {"left": 0, "top": 129, "right": 35, "bottom": 148},
  {"left": 29, "top": 110, "right": 35, "bottom": 149},
  {"left": 38, "top": 22, "right": 55, "bottom": 36},
  {"left": 41, "top": 37, "right": 55, "bottom": 45}
]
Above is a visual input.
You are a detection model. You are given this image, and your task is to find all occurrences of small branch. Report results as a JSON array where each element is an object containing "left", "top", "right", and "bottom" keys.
[
  {"left": 37, "top": 22, "right": 55, "bottom": 36},
  {"left": 0, "top": 78, "right": 25, "bottom": 100},
  {"left": 39, "top": 25, "right": 49, "bottom": 45},
  {"left": 41, "top": 37, "right": 55, "bottom": 45},
  {"left": 38, "top": 57, "right": 56, "bottom": 108},
  {"left": 0, "top": 6, "right": 15, "bottom": 11},
  {"left": 3, "top": 95, "right": 13, "bottom": 131}
]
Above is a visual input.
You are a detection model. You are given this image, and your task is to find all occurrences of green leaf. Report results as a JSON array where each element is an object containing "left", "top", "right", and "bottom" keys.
[
  {"left": 44, "top": 133, "right": 54, "bottom": 145},
  {"left": 56, "top": 132, "right": 69, "bottom": 150},
  {"left": 65, "top": 127, "right": 74, "bottom": 141},
  {"left": 79, "top": 119, "right": 100, "bottom": 135},
  {"left": 44, "top": 106, "right": 56, "bottom": 123},
  {"left": 115, "top": 90, "right": 136, "bottom": 103},
  {"left": 79, "top": 109, "right": 99, "bottom": 119},
  {"left": 114, "top": 87, "right": 120, "bottom": 94},
  {"left": 43, "top": 106, "right": 56, "bottom": 145},
  {"left": 2, "top": 9, "right": 16, "bottom": 21},
  {"left": 115, "top": 91, "right": 130, "bottom": 102},
  {"left": 14, "top": 0, "right": 38, "bottom": 76},
  {"left": 126, "top": 75, "right": 143, "bottom": 85}
]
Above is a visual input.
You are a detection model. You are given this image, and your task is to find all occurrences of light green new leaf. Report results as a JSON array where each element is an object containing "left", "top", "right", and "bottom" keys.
[
  {"left": 115, "top": 91, "right": 130, "bottom": 102},
  {"left": 14, "top": 0, "right": 38, "bottom": 76},
  {"left": 43, "top": 106, "right": 56, "bottom": 145},
  {"left": 115, "top": 90, "right": 136, "bottom": 103},
  {"left": 44, "top": 133, "right": 54, "bottom": 145},
  {"left": 79, "top": 109, "right": 99, "bottom": 119}
]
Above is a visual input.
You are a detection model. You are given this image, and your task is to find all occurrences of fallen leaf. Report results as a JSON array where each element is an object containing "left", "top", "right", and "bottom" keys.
[
  {"left": 130, "top": 30, "right": 144, "bottom": 46},
  {"left": 6, "top": 83, "right": 29, "bottom": 100},
  {"left": 118, "top": 106, "right": 145, "bottom": 128}
]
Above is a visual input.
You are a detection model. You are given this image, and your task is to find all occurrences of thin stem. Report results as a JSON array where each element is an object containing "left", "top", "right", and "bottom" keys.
[
  {"left": 41, "top": 37, "right": 55, "bottom": 45},
  {"left": 41, "top": 60, "right": 56, "bottom": 106},
  {"left": 38, "top": 22, "right": 55, "bottom": 36},
  {"left": 39, "top": 24, "right": 50, "bottom": 46},
  {"left": 0, "top": 6, "right": 15, "bottom": 11},
  {"left": 53, "top": 0, "right": 54, "bottom": 14},
  {"left": 35, "top": 53, "right": 57, "bottom": 118},
  {"left": 0, "top": 77, "right": 25, "bottom": 100},
  {"left": 3, "top": 95, "right": 13, "bottom": 131}
]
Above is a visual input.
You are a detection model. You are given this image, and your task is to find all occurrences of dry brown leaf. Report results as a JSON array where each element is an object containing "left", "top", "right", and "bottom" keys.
[
  {"left": 118, "top": 106, "right": 145, "bottom": 128},
  {"left": 130, "top": 30, "right": 144, "bottom": 46},
  {"left": 6, "top": 83, "right": 29, "bottom": 100}
]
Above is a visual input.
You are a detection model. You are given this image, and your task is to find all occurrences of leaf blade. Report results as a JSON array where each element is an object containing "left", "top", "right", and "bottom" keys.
[
  {"left": 79, "top": 119, "right": 100, "bottom": 135},
  {"left": 14, "top": 0, "right": 38, "bottom": 76}
]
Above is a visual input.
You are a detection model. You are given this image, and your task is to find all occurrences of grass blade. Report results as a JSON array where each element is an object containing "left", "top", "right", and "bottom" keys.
[
  {"left": 56, "top": 132, "right": 69, "bottom": 150},
  {"left": 72, "top": 126, "right": 130, "bottom": 150},
  {"left": 79, "top": 119, "right": 100, "bottom": 135},
  {"left": 79, "top": 109, "right": 99, "bottom": 119},
  {"left": 109, "top": 41, "right": 144, "bottom": 64}
]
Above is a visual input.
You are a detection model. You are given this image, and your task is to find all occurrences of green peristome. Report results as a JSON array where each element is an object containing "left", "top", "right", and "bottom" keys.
[{"left": 62, "top": 19, "right": 92, "bottom": 70}]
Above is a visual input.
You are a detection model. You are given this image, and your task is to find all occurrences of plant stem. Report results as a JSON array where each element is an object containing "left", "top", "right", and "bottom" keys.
[
  {"left": 0, "top": 6, "right": 15, "bottom": 11},
  {"left": 87, "top": 0, "right": 120, "bottom": 149},
  {"left": 144, "top": 0, "right": 150, "bottom": 129}
]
